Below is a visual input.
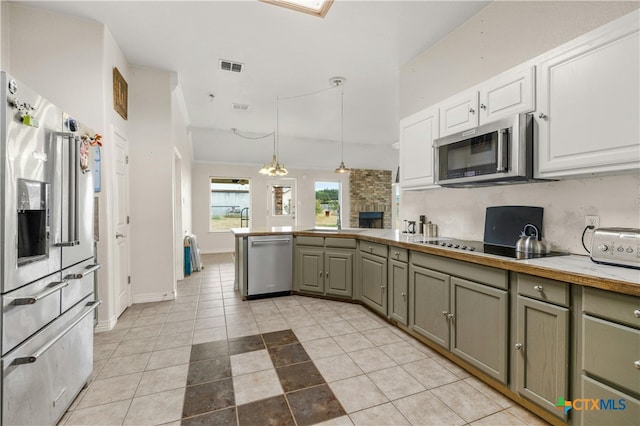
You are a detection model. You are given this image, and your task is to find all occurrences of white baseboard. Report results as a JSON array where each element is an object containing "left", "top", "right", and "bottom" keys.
[
  {"left": 132, "top": 292, "right": 177, "bottom": 304},
  {"left": 199, "top": 249, "right": 234, "bottom": 254},
  {"left": 94, "top": 316, "right": 117, "bottom": 333}
]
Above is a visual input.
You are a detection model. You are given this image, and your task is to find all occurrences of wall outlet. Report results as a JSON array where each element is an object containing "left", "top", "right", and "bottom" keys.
[{"left": 585, "top": 215, "right": 600, "bottom": 228}]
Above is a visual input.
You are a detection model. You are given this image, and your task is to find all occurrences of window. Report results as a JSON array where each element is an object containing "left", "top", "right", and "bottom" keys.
[
  {"left": 260, "top": 0, "right": 333, "bottom": 18},
  {"left": 210, "top": 178, "right": 250, "bottom": 231},
  {"left": 315, "top": 181, "right": 340, "bottom": 228}
]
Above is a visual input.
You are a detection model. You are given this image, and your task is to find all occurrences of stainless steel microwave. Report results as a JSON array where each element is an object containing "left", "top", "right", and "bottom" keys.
[{"left": 434, "top": 113, "right": 539, "bottom": 187}]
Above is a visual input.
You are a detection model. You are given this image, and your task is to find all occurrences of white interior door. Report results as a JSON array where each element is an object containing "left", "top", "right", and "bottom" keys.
[
  {"left": 113, "top": 128, "right": 131, "bottom": 317},
  {"left": 266, "top": 178, "right": 296, "bottom": 228}
]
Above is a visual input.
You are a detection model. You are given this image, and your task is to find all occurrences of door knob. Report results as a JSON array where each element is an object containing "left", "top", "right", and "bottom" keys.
[{"left": 116, "top": 233, "right": 126, "bottom": 239}]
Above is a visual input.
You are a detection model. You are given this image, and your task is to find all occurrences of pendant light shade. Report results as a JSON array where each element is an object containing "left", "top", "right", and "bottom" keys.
[
  {"left": 259, "top": 99, "right": 288, "bottom": 176},
  {"left": 334, "top": 81, "right": 350, "bottom": 174}
]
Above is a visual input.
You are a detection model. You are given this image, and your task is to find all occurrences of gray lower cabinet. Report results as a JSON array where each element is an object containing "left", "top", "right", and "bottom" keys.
[
  {"left": 513, "top": 274, "right": 570, "bottom": 420},
  {"left": 295, "top": 237, "right": 355, "bottom": 298},
  {"left": 388, "top": 256, "right": 409, "bottom": 325},
  {"left": 359, "top": 251, "right": 387, "bottom": 315},
  {"left": 578, "top": 287, "right": 640, "bottom": 426},
  {"left": 409, "top": 252, "right": 508, "bottom": 384}
]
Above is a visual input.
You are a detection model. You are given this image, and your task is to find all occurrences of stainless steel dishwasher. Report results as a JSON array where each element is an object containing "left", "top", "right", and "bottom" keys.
[{"left": 247, "top": 235, "right": 293, "bottom": 297}]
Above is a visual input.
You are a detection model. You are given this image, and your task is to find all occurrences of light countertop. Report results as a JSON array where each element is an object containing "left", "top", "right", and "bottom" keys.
[{"left": 231, "top": 227, "right": 640, "bottom": 296}]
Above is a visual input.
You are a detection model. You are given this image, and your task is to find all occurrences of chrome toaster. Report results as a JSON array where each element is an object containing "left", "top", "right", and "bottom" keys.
[{"left": 590, "top": 227, "right": 640, "bottom": 269}]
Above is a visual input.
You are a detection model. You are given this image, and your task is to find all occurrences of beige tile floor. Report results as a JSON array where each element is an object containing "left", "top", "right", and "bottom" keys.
[{"left": 60, "top": 253, "right": 549, "bottom": 425}]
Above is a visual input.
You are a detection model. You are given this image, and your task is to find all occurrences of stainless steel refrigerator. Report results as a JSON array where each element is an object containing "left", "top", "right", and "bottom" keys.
[{"left": 0, "top": 72, "right": 101, "bottom": 425}]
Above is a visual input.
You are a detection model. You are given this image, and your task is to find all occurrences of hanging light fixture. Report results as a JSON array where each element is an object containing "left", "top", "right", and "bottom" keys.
[
  {"left": 258, "top": 97, "right": 288, "bottom": 176},
  {"left": 332, "top": 77, "right": 350, "bottom": 174}
]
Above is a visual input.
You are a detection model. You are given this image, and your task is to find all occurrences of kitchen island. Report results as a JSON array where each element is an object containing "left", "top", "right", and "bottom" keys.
[{"left": 232, "top": 227, "right": 639, "bottom": 426}]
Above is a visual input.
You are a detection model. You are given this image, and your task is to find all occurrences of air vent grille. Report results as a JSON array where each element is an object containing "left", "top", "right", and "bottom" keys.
[
  {"left": 232, "top": 103, "right": 250, "bottom": 111},
  {"left": 220, "top": 60, "right": 243, "bottom": 73}
]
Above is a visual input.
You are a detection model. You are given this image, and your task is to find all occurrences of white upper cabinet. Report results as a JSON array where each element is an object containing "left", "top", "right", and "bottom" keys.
[
  {"left": 479, "top": 65, "right": 536, "bottom": 124},
  {"left": 439, "top": 90, "right": 479, "bottom": 137},
  {"left": 400, "top": 106, "right": 439, "bottom": 190},
  {"left": 535, "top": 11, "right": 640, "bottom": 179}
]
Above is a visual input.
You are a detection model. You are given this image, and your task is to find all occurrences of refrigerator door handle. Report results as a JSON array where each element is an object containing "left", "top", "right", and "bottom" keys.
[
  {"left": 10, "top": 280, "right": 70, "bottom": 305},
  {"left": 12, "top": 300, "right": 101, "bottom": 365},
  {"left": 64, "top": 263, "right": 101, "bottom": 280},
  {"left": 54, "top": 133, "right": 80, "bottom": 247}
]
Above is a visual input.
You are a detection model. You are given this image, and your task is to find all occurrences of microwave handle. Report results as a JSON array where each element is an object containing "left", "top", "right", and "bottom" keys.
[{"left": 496, "top": 128, "right": 508, "bottom": 172}]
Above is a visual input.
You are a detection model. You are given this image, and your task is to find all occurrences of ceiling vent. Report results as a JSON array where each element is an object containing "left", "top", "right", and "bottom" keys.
[
  {"left": 232, "top": 103, "right": 250, "bottom": 111},
  {"left": 220, "top": 60, "right": 243, "bottom": 73}
]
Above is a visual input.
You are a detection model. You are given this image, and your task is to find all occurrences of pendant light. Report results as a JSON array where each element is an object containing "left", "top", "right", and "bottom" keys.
[
  {"left": 258, "top": 97, "right": 288, "bottom": 176},
  {"left": 333, "top": 78, "right": 350, "bottom": 174}
]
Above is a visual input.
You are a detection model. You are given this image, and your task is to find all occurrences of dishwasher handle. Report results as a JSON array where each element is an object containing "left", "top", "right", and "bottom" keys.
[{"left": 251, "top": 238, "right": 291, "bottom": 246}]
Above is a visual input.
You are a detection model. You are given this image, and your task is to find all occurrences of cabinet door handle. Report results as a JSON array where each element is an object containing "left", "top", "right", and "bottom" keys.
[
  {"left": 634, "top": 309, "right": 640, "bottom": 318},
  {"left": 515, "top": 343, "right": 523, "bottom": 350},
  {"left": 369, "top": 246, "right": 374, "bottom": 253},
  {"left": 394, "top": 251, "right": 400, "bottom": 258},
  {"left": 401, "top": 292, "right": 407, "bottom": 298},
  {"left": 634, "top": 360, "right": 640, "bottom": 369},
  {"left": 534, "top": 285, "right": 544, "bottom": 293},
  {"left": 480, "top": 103, "right": 486, "bottom": 110},
  {"left": 469, "top": 107, "right": 475, "bottom": 114},
  {"left": 319, "top": 271, "right": 323, "bottom": 277},
  {"left": 326, "top": 272, "right": 329, "bottom": 278},
  {"left": 447, "top": 313, "right": 455, "bottom": 320},
  {"left": 442, "top": 310, "right": 449, "bottom": 317},
  {"left": 538, "top": 112, "right": 547, "bottom": 120}
]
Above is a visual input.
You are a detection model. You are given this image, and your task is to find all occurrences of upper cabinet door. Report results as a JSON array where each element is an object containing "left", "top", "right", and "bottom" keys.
[
  {"left": 535, "top": 11, "right": 640, "bottom": 179},
  {"left": 479, "top": 65, "right": 535, "bottom": 125},
  {"left": 439, "top": 90, "right": 479, "bottom": 137},
  {"left": 400, "top": 106, "right": 439, "bottom": 190}
]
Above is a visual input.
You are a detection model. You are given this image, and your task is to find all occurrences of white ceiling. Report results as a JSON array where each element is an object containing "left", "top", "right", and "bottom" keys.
[{"left": 15, "top": 0, "right": 489, "bottom": 169}]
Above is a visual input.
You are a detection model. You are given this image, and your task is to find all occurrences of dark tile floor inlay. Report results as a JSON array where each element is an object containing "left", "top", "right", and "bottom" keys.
[
  {"left": 237, "top": 395, "right": 295, "bottom": 426},
  {"left": 276, "top": 361, "right": 325, "bottom": 393},
  {"left": 228, "top": 334, "right": 265, "bottom": 355},
  {"left": 286, "top": 384, "right": 346, "bottom": 426},
  {"left": 182, "top": 378, "right": 235, "bottom": 418},
  {"left": 268, "top": 343, "right": 311, "bottom": 367},
  {"left": 182, "top": 329, "right": 345, "bottom": 425}
]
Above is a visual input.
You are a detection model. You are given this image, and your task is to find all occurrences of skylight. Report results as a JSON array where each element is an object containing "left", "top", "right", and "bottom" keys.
[{"left": 261, "top": 0, "right": 334, "bottom": 18}]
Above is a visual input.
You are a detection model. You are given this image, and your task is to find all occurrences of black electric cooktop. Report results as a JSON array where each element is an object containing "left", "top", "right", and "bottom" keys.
[{"left": 419, "top": 238, "right": 569, "bottom": 260}]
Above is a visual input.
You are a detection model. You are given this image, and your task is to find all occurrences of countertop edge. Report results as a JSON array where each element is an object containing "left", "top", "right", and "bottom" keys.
[{"left": 230, "top": 228, "right": 640, "bottom": 296}]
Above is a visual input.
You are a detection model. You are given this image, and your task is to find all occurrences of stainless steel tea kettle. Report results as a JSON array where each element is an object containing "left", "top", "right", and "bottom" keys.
[{"left": 516, "top": 224, "right": 550, "bottom": 254}]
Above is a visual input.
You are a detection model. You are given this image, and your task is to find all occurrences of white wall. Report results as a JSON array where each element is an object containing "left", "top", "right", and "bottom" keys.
[
  {"left": 192, "top": 163, "right": 350, "bottom": 253},
  {"left": 4, "top": 4, "right": 132, "bottom": 329},
  {"left": 129, "top": 66, "right": 176, "bottom": 302},
  {"left": 399, "top": 2, "right": 640, "bottom": 255}
]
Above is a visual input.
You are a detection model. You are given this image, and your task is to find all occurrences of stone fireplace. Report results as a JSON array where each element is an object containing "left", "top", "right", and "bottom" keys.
[{"left": 349, "top": 169, "right": 392, "bottom": 229}]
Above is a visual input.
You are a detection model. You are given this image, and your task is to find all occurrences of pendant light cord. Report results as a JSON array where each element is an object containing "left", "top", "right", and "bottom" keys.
[{"left": 340, "top": 87, "right": 344, "bottom": 162}]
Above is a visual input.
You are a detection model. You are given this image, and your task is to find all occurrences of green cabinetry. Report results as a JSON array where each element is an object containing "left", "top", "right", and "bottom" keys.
[
  {"left": 388, "top": 248, "right": 409, "bottom": 325},
  {"left": 358, "top": 241, "right": 388, "bottom": 315},
  {"left": 578, "top": 287, "right": 640, "bottom": 425},
  {"left": 295, "top": 236, "right": 355, "bottom": 298},
  {"left": 513, "top": 274, "right": 570, "bottom": 420},
  {"left": 409, "top": 251, "right": 508, "bottom": 384}
]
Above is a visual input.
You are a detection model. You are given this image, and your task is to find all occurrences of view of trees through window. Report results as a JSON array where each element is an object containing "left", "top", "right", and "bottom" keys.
[
  {"left": 315, "top": 181, "right": 340, "bottom": 228},
  {"left": 210, "top": 178, "right": 250, "bottom": 231}
]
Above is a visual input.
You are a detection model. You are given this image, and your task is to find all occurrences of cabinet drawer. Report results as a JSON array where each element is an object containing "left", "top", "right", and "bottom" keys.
[
  {"left": 360, "top": 241, "right": 388, "bottom": 258},
  {"left": 296, "top": 236, "right": 324, "bottom": 247},
  {"left": 581, "top": 375, "right": 640, "bottom": 426},
  {"left": 325, "top": 238, "right": 356, "bottom": 249},
  {"left": 411, "top": 251, "right": 507, "bottom": 289},
  {"left": 583, "top": 287, "right": 640, "bottom": 328},
  {"left": 517, "top": 274, "right": 569, "bottom": 307},
  {"left": 388, "top": 247, "right": 408, "bottom": 263},
  {"left": 583, "top": 315, "right": 640, "bottom": 395}
]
